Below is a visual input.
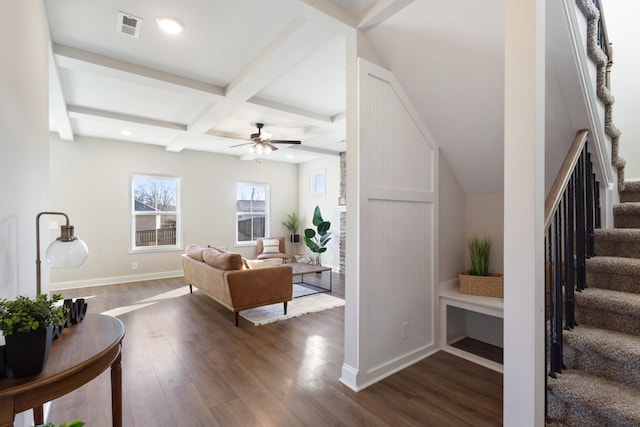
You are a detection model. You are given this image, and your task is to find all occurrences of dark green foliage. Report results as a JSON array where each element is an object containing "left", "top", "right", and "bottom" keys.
[
  {"left": 0, "top": 294, "right": 67, "bottom": 335},
  {"left": 304, "top": 206, "right": 331, "bottom": 263}
]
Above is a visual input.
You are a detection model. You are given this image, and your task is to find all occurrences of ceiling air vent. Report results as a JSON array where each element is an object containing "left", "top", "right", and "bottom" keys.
[{"left": 117, "top": 11, "right": 142, "bottom": 38}]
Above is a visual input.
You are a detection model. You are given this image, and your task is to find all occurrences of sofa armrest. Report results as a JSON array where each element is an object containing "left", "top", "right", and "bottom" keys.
[{"left": 226, "top": 265, "right": 293, "bottom": 311}]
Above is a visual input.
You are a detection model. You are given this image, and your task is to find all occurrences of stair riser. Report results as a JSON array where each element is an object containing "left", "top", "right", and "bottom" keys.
[
  {"left": 614, "top": 215, "right": 640, "bottom": 229},
  {"left": 594, "top": 241, "right": 640, "bottom": 259},
  {"left": 547, "top": 394, "right": 637, "bottom": 427},
  {"left": 564, "top": 345, "right": 640, "bottom": 389},
  {"left": 587, "top": 271, "right": 640, "bottom": 294},
  {"left": 575, "top": 305, "right": 640, "bottom": 336},
  {"left": 620, "top": 191, "right": 640, "bottom": 203}
]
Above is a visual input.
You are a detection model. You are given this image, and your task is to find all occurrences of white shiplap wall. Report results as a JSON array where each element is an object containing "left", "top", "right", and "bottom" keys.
[{"left": 342, "top": 58, "right": 439, "bottom": 389}]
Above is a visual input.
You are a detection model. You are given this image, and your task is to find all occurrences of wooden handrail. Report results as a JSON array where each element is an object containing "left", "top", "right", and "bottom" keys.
[
  {"left": 544, "top": 130, "right": 589, "bottom": 229},
  {"left": 594, "top": 0, "right": 614, "bottom": 88}
]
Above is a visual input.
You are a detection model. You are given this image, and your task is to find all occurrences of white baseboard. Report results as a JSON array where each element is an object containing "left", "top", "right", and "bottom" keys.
[
  {"left": 340, "top": 345, "right": 439, "bottom": 392},
  {"left": 50, "top": 270, "right": 184, "bottom": 291}
]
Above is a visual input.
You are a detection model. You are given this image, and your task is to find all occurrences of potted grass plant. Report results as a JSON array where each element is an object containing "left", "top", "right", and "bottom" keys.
[
  {"left": 459, "top": 237, "right": 503, "bottom": 298},
  {"left": 0, "top": 294, "right": 67, "bottom": 377},
  {"left": 282, "top": 212, "right": 301, "bottom": 243}
]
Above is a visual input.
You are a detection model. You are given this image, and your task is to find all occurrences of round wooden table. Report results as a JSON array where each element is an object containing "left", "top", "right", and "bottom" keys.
[{"left": 0, "top": 314, "right": 125, "bottom": 427}]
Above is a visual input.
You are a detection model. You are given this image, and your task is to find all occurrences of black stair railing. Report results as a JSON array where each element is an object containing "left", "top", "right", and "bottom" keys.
[{"left": 544, "top": 130, "right": 601, "bottom": 415}]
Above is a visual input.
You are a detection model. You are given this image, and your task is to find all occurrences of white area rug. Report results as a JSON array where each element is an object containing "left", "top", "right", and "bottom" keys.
[{"left": 240, "top": 292, "right": 345, "bottom": 326}]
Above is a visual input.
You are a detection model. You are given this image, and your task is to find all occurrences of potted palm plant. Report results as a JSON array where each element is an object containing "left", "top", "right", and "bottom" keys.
[
  {"left": 304, "top": 206, "right": 331, "bottom": 265},
  {"left": 0, "top": 294, "right": 67, "bottom": 377},
  {"left": 459, "top": 237, "right": 503, "bottom": 298},
  {"left": 282, "top": 212, "right": 300, "bottom": 243}
]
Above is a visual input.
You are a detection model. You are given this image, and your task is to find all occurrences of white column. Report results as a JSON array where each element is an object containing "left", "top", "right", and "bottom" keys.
[{"left": 503, "top": 0, "right": 546, "bottom": 425}]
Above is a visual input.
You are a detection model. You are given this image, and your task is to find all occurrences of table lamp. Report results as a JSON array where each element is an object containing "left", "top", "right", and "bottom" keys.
[{"left": 36, "top": 211, "right": 88, "bottom": 295}]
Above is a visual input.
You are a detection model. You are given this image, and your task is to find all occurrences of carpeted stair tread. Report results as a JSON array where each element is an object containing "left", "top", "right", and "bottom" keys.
[
  {"left": 620, "top": 181, "right": 640, "bottom": 203},
  {"left": 575, "top": 288, "right": 640, "bottom": 335},
  {"left": 564, "top": 326, "right": 640, "bottom": 388},
  {"left": 613, "top": 203, "right": 640, "bottom": 228},
  {"left": 547, "top": 370, "right": 640, "bottom": 426},
  {"left": 594, "top": 228, "right": 640, "bottom": 258},
  {"left": 587, "top": 256, "right": 640, "bottom": 293}
]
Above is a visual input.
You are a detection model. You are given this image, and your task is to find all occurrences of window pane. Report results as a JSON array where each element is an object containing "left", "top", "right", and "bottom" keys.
[
  {"left": 236, "top": 184, "right": 266, "bottom": 213},
  {"left": 134, "top": 177, "right": 177, "bottom": 212},
  {"left": 237, "top": 214, "right": 266, "bottom": 242}
]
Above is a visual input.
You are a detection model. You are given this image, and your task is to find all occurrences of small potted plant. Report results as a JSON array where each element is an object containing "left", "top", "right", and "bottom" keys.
[
  {"left": 282, "top": 212, "right": 300, "bottom": 243},
  {"left": 304, "top": 206, "right": 331, "bottom": 265},
  {"left": 0, "top": 294, "right": 67, "bottom": 377},
  {"left": 459, "top": 237, "right": 503, "bottom": 298}
]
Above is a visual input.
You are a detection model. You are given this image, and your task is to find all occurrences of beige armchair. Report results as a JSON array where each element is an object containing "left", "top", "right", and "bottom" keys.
[{"left": 255, "top": 237, "right": 288, "bottom": 262}]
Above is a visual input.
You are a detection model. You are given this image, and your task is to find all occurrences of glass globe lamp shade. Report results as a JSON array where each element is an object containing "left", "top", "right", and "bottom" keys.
[{"left": 46, "top": 238, "right": 89, "bottom": 268}]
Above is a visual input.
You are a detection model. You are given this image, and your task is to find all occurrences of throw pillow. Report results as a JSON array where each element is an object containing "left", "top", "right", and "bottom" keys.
[
  {"left": 262, "top": 238, "right": 280, "bottom": 254},
  {"left": 186, "top": 244, "right": 205, "bottom": 261},
  {"left": 202, "top": 249, "right": 244, "bottom": 270}
]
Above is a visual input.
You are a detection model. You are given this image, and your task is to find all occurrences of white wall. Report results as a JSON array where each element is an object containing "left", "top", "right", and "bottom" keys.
[
  {"left": 465, "top": 193, "right": 504, "bottom": 275},
  {"left": 297, "top": 156, "right": 340, "bottom": 269},
  {"left": 49, "top": 135, "right": 298, "bottom": 287},
  {"left": 439, "top": 154, "right": 466, "bottom": 283},
  {"left": 0, "top": 2, "right": 50, "bottom": 426},
  {"left": 603, "top": 1, "right": 640, "bottom": 179}
]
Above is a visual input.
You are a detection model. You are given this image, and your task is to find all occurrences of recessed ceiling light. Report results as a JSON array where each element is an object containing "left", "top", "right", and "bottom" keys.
[
  {"left": 287, "top": 154, "right": 294, "bottom": 159},
  {"left": 156, "top": 17, "right": 184, "bottom": 34},
  {"left": 121, "top": 130, "right": 133, "bottom": 136}
]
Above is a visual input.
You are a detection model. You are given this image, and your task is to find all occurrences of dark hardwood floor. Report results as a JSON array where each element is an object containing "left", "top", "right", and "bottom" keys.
[{"left": 48, "top": 271, "right": 503, "bottom": 426}]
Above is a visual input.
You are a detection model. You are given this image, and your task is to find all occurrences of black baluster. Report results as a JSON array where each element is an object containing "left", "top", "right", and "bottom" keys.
[
  {"left": 566, "top": 174, "right": 576, "bottom": 329},
  {"left": 576, "top": 149, "right": 586, "bottom": 291},
  {"left": 586, "top": 152, "right": 595, "bottom": 258}
]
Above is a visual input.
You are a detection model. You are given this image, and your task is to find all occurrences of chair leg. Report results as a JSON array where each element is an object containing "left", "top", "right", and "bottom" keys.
[
  {"left": 284, "top": 301, "right": 288, "bottom": 315},
  {"left": 235, "top": 312, "right": 239, "bottom": 327}
]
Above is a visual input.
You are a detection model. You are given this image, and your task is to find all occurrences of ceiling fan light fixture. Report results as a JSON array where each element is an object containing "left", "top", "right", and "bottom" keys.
[{"left": 156, "top": 17, "right": 184, "bottom": 34}]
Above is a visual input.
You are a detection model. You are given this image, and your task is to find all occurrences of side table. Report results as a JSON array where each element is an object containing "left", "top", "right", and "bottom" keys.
[{"left": 0, "top": 314, "right": 125, "bottom": 427}]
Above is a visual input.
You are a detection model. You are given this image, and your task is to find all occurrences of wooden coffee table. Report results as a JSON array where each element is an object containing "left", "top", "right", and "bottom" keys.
[{"left": 290, "top": 263, "right": 332, "bottom": 292}]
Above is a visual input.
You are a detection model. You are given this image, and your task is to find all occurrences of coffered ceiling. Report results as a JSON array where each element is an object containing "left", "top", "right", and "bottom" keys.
[{"left": 45, "top": 0, "right": 393, "bottom": 163}]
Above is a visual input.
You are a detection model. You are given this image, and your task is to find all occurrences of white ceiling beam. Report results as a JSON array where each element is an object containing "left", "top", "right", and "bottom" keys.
[
  {"left": 48, "top": 43, "right": 73, "bottom": 141},
  {"left": 358, "top": 0, "right": 414, "bottom": 30},
  {"left": 53, "top": 44, "right": 225, "bottom": 100},
  {"left": 166, "top": 17, "right": 337, "bottom": 152},
  {"left": 67, "top": 105, "right": 186, "bottom": 131},
  {"left": 286, "top": 0, "right": 358, "bottom": 28},
  {"left": 247, "top": 96, "right": 334, "bottom": 124}
]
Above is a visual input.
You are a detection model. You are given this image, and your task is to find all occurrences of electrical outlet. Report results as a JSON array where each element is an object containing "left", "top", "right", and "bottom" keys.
[
  {"left": 402, "top": 321, "right": 409, "bottom": 339},
  {"left": 132, "top": 262, "right": 138, "bottom": 270}
]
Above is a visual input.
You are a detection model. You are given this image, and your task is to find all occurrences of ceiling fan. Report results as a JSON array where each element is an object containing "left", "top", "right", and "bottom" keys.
[{"left": 230, "top": 123, "right": 301, "bottom": 154}]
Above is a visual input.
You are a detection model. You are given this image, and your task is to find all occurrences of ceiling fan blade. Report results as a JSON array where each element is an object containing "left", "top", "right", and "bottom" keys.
[
  {"left": 230, "top": 142, "right": 253, "bottom": 148},
  {"left": 270, "top": 140, "right": 301, "bottom": 144},
  {"left": 265, "top": 142, "right": 279, "bottom": 151}
]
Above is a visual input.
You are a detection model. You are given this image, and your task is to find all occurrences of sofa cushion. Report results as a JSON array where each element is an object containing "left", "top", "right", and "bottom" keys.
[
  {"left": 186, "top": 244, "right": 205, "bottom": 261},
  {"left": 245, "top": 258, "right": 283, "bottom": 269},
  {"left": 262, "top": 238, "right": 281, "bottom": 254},
  {"left": 202, "top": 248, "right": 244, "bottom": 270}
]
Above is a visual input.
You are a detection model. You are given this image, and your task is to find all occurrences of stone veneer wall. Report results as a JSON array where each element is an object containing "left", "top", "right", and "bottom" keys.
[{"left": 339, "top": 152, "right": 346, "bottom": 273}]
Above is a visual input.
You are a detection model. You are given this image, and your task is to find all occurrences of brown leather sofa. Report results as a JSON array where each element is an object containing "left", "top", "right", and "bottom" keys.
[{"left": 182, "top": 245, "right": 292, "bottom": 326}]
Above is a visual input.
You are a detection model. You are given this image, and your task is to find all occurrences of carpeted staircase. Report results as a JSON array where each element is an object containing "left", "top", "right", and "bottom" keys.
[{"left": 547, "top": 181, "right": 640, "bottom": 425}]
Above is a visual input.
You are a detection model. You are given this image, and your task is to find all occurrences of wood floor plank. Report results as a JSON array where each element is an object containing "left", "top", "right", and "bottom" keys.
[{"left": 47, "top": 275, "right": 503, "bottom": 426}]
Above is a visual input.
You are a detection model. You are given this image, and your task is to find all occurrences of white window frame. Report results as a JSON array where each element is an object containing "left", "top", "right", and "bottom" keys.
[
  {"left": 130, "top": 174, "right": 181, "bottom": 252},
  {"left": 235, "top": 181, "right": 270, "bottom": 246}
]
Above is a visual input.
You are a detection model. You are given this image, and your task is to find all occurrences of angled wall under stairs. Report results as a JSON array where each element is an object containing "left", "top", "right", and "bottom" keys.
[{"left": 547, "top": 181, "right": 640, "bottom": 426}]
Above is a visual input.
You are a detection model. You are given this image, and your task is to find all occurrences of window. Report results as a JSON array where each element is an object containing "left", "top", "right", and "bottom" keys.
[
  {"left": 311, "top": 169, "right": 326, "bottom": 196},
  {"left": 131, "top": 175, "right": 180, "bottom": 251},
  {"left": 236, "top": 182, "right": 269, "bottom": 244}
]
